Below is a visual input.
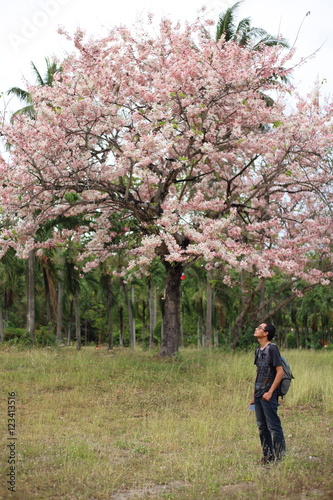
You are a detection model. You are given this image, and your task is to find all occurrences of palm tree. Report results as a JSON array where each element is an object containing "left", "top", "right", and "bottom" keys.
[
  {"left": 62, "top": 244, "right": 82, "bottom": 350},
  {"left": 0, "top": 249, "right": 25, "bottom": 341},
  {"left": 7, "top": 57, "right": 61, "bottom": 119},
  {"left": 216, "top": 1, "right": 289, "bottom": 49},
  {"left": 6, "top": 58, "right": 61, "bottom": 343}
]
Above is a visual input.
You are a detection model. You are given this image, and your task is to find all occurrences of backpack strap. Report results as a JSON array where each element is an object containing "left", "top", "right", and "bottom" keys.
[
  {"left": 254, "top": 346, "right": 260, "bottom": 364},
  {"left": 266, "top": 342, "right": 278, "bottom": 362}
]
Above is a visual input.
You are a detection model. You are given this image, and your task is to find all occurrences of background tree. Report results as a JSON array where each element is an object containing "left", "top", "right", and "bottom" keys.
[
  {"left": 7, "top": 58, "right": 61, "bottom": 119},
  {"left": 0, "top": 249, "right": 25, "bottom": 341},
  {"left": 6, "top": 57, "right": 62, "bottom": 343},
  {"left": 216, "top": 1, "right": 289, "bottom": 49}
]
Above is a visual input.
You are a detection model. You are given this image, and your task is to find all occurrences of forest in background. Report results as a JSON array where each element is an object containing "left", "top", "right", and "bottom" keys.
[{"left": 1, "top": 248, "right": 332, "bottom": 350}]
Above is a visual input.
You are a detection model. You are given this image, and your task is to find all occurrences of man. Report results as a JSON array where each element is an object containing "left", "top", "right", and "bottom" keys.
[{"left": 249, "top": 323, "right": 286, "bottom": 464}]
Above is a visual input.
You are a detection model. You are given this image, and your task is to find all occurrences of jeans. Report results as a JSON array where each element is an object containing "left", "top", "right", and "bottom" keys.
[{"left": 255, "top": 393, "right": 286, "bottom": 461}]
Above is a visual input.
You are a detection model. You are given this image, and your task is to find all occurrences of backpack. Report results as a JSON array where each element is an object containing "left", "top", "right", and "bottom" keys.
[{"left": 268, "top": 343, "right": 294, "bottom": 397}]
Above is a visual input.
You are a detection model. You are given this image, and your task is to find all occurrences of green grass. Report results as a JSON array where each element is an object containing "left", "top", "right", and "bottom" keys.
[{"left": 0, "top": 346, "right": 332, "bottom": 499}]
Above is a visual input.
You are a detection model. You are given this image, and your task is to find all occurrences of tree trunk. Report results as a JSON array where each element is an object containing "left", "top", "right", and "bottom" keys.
[
  {"left": 27, "top": 250, "right": 36, "bottom": 344},
  {"left": 131, "top": 286, "right": 136, "bottom": 348},
  {"left": 205, "top": 270, "right": 213, "bottom": 348},
  {"left": 67, "top": 299, "right": 73, "bottom": 346},
  {"left": 106, "top": 274, "right": 114, "bottom": 350},
  {"left": 259, "top": 277, "right": 265, "bottom": 314},
  {"left": 4, "top": 292, "right": 9, "bottom": 329},
  {"left": 42, "top": 266, "right": 52, "bottom": 324},
  {"left": 197, "top": 317, "right": 201, "bottom": 348},
  {"left": 180, "top": 293, "right": 184, "bottom": 349},
  {"left": 75, "top": 288, "right": 81, "bottom": 350},
  {"left": 0, "top": 308, "right": 4, "bottom": 342},
  {"left": 119, "top": 305, "right": 124, "bottom": 347},
  {"left": 148, "top": 281, "right": 157, "bottom": 348},
  {"left": 159, "top": 262, "right": 183, "bottom": 357},
  {"left": 85, "top": 319, "right": 88, "bottom": 346},
  {"left": 214, "top": 327, "right": 219, "bottom": 347},
  {"left": 153, "top": 285, "right": 157, "bottom": 334},
  {"left": 56, "top": 268, "right": 64, "bottom": 344},
  {"left": 122, "top": 280, "right": 135, "bottom": 349}
]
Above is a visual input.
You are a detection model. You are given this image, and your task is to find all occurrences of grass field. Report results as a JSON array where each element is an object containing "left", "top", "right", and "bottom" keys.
[{"left": 0, "top": 346, "right": 332, "bottom": 499}]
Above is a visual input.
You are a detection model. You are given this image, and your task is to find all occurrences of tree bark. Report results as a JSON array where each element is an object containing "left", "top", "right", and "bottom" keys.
[
  {"left": 214, "top": 327, "right": 219, "bottom": 347},
  {"left": 197, "top": 316, "right": 201, "bottom": 348},
  {"left": 42, "top": 266, "right": 52, "bottom": 325},
  {"left": 106, "top": 274, "right": 114, "bottom": 350},
  {"left": 67, "top": 299, "right": 73, "bottom": 346},
  {"left": 75, "top": 288, "right": 81, "bottom": 350},
  {"left": 4, "top": 291, "right": 9, "bottom": 329},
  {"left": 85, "top": 319, "right": 88, "bottom": 346},
  {"left": 131, "top": 286, "right": 136, "bottom": 348},
  {"left": 159, "top": 262, "right": 183, "bottom": 357},
  {"left": 0, "top": 308, "right": 4, "bottom": 342},
  {"left": 27, "top": 250, "right": 36, "bottom": 344},
  {"left": 119, "top": 305, "right": 124, "bottom": 347},
  {"left": 56, "top": 268, "right": 64, "bottom": 344},
  {"left": 148, "top": 279, "right": 156, "bottom": 348},
  {"left": 205, "top": 270, "right": 213, "bottom": 348},
  {"left": 180, "top": 293, "right": 184, "bottom": 349},
  {"left": 121, "top": 280, "right": 135, "bottom": 349},
  {"left": 141, "top": 299, "right": 146, "bottom": 343}
]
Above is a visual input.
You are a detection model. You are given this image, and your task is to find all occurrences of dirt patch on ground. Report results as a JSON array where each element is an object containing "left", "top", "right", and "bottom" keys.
[
  {"left": 110, "top": 480, "right": 190, "bottom": 499},
  {"left": 293, "top": 490, "right": 332, "bottom": 499},
  {"left": 219, "top": 482, "right": 256, "bottom": 498}
]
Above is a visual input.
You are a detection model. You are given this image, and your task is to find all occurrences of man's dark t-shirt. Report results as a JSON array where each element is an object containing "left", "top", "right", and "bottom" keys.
[{"left": 254, "top": 343, "right": 282, "bottom": 398}]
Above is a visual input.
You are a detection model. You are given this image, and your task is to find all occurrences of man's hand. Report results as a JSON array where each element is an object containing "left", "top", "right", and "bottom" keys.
[
  {"left": 262, "top": 391, "right": 273, "bottom": 402},
  {"left": 262, "top": 366, "right": 284, "bottom": 401}
]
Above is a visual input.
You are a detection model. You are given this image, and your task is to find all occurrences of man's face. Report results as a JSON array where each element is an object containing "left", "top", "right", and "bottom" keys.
[{"left": 254, "top": 323, "right": 268, "bottom": 339}]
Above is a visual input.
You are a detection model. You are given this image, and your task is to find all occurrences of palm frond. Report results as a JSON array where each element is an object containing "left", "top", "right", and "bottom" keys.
[
  {"left": 216, "top": 1, "right": 243, "bottom": 42},
  {"left": 44, "top": 57, "right": 60, "bottom": 86},
  {"left": 7, "top": 58, "right": 62, "bottom": 122},
  {"left": 248, "top": 27, "right": 270, "bottom": 41},
  {"left": 10, "top": 105, "right": 36, "bottom": 121},
  {"left": 0, "top": 248, "right": 25, "bottom": 295},
  {"left": 7, "top": 87, "right": 31, "bottom": 103},
  {"left": 252, "top": 33, "right": 289, "bottom": 50},
  {"left": 31, "top": 61, "right": 45, "bottom": 86},
  {"left": 215, "top": 1, "right": 289, "bottom": 52},
  {"left": 234, "top": 17, "right": 251, "bottom": 45}
]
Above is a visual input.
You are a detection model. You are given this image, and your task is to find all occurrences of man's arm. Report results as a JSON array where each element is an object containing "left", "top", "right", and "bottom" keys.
[{"left": 262, "top": 365, "right": 284, "bottom": 401}]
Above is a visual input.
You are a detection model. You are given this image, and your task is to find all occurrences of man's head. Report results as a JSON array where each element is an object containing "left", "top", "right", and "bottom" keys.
[
  {"left": 254, "top": 322, "right": 276, "bottom": 341},
  {"left": 264, "top": 323, "right": 276, "bottom": 341}
]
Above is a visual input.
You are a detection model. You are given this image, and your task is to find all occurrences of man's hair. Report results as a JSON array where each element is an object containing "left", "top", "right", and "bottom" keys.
[{"left": 264, "top": 323, "right": 276, "bottom": 341}]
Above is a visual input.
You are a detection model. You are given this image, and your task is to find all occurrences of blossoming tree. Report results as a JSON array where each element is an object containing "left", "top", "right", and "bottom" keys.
[{"left": 1, "top": 17, "right": 333, "bottom": 355}]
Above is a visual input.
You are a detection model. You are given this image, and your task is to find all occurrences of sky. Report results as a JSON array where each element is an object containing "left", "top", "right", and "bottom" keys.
[{"left": 1, "top": 0, "right": 333, "bottom": 114}]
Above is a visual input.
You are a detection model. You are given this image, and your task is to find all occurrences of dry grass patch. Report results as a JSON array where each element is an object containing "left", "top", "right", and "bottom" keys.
[{"left": 0, "top": 346, "right": 332, "bottom": 499}]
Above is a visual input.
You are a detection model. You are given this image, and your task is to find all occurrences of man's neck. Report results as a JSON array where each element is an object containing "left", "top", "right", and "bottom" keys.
[{"left": 258, "top": 338, "right": 271, "bottom": 350}]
